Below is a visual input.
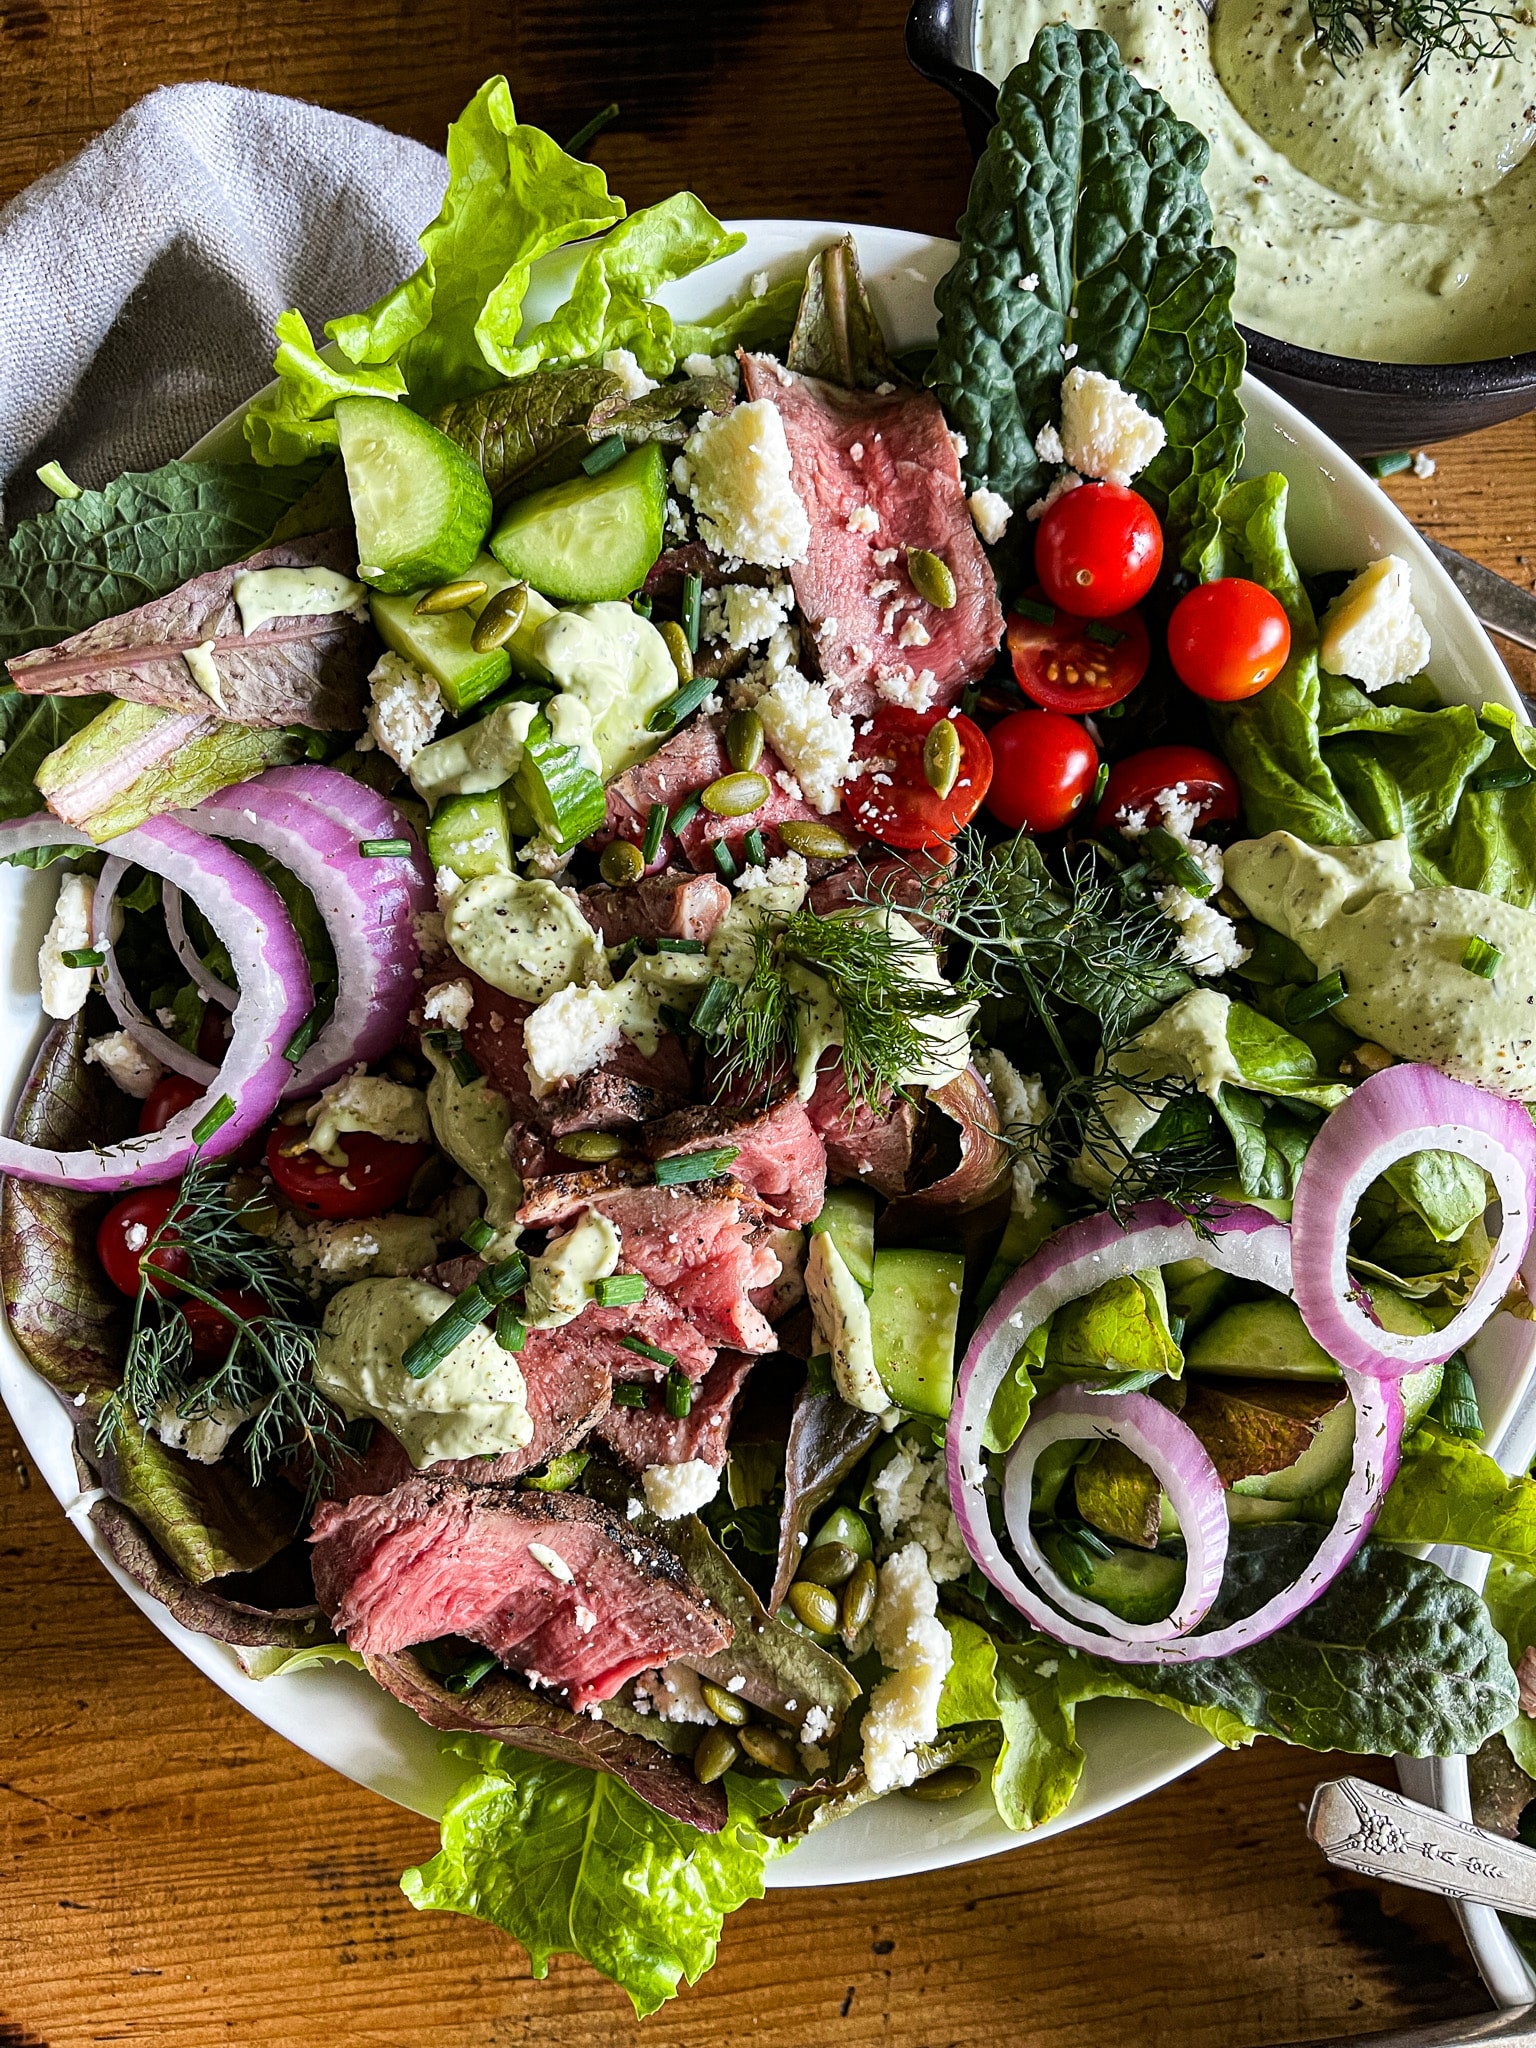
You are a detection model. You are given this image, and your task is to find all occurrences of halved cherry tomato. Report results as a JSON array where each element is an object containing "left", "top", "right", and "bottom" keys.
[
  {"left": 983, "top": 711, "right": 1099, "bottom": 833},
  {"left": 1093, "top": 745, "right": 1241, "bottom": 837},
  {"left": 1167, "top": 578, "right": 1291, "bottom": 701},
  {"left": 842, "top": 707, "right": 993, "bottom": 850},
  {"left": 1034, "top": 483, "right": 1163, "bottom": 618},
  {"left": 138, "top": 1072, "right": 205, "bottom": 1136},
  {"left": 97, "top": 1185, "right": 189, "bottom": 1297},
  {"left": 265, "top": 1123, "right": 430, "bottom": 1220},
  {"left": 1007, "top": 586, "right": 1150, "bottom": 714}
]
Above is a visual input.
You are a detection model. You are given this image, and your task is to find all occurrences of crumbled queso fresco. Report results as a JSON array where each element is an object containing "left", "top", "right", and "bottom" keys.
[
  {"left": 1123, "top": 786, "right": 1249, "bottom": 977},
  {"left": 673, "top": 401, "right": 811, "bottom": 568},
  {"left": 365, "top": 651, "right": 443, "bottom": 770},
  {"left": 755, "top": 668, "right": 856, "bottom": 814},
  {"left": 641, "top": 1459, "right": 721, "bottom": 1519}
]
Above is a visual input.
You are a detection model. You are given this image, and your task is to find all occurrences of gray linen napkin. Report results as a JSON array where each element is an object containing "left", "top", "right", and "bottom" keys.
[{"left": 0, "top": 82, "right": 448, "bottom": 524}]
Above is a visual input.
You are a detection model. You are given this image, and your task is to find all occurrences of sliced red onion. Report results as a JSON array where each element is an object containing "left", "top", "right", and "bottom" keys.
[
  {"left": 945, "top": 1200, "right": 1406, "bottom": 1665},
  {"left": 164, "top": 882, "right": 236, "bottom": 1009},
  {"left": 0, "top": 811, "right": 310, "bottom": 1188},
  {"left": 95, "top": 857, "right": 218, "bottom": 1084},
  {"left": 1291, "top": 1062, "right": 1536, "bottom": 1380},
  {"left": 185, "top": 766, "right": 432, "bottom": 1095}
]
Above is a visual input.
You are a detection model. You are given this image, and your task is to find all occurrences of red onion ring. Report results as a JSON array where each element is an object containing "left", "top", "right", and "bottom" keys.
[
  {"left": 1291, "top": 1062, "right": 1536, "bottom": 1380},
  {"left": 164, "top": 882, "right": 236, "bottom": 1010},
  {"left": 94, "top": 857, "right": 219, "bottom": 1085},
  {"left": 945, "top": 1200, "right": 1407, "bottom": 1664},
  {"left": 0, "top": 812, "right": 309, "bottom": 1188}
]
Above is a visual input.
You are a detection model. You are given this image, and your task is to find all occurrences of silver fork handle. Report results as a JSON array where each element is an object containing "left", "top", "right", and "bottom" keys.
[{"left": 1264, "top": 2011, "right": 1536, "bottom": 2048}]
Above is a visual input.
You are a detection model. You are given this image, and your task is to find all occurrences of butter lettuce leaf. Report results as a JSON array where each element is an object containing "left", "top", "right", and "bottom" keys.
[
  {"left": 930, "top": 25, "right": 1244, "bottom": 573},
  {"left": 402, "top": 1737, "right": 787, "bottom": 2017},
  {"left": 243, "top": 311, "right": 408, "bottom": 466},
  {"left": 671, "top": 274, "right": 804, "bottom": 363},
  {"left": 1372, "top": 1426, "right": 1536, "bottom": 1571},
  {"left": 1480, "top": 1563, "right": 1536, "bottom": 1777}
]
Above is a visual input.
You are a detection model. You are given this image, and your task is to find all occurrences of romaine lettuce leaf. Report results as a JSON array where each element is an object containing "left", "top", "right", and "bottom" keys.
[
  {"left": 1047, "top": 1267, "right": 1182, "bottom": 1384},
  {"left": 402, "top": 1737, "right": 787, "bottom": 2016},
  {"left": 929, "top": 25, "right": 1244, "bottom": 574}
]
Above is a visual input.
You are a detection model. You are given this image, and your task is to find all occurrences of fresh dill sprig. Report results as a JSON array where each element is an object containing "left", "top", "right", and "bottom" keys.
[
  {"left": 100, "top": 1156, "right": 348, "bottom": 1499},
  {"left": 1308, "top": 0, "right": 1515, "bottom": 78},
  {"left": 704, "top": 902, "right": 972, "bottom": 1108}
]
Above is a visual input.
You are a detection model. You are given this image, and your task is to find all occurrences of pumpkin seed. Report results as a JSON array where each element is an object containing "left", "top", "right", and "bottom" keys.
[
  {"left": 787, "top": 1580, "right": 840, "bottom": 1635},
  {"left": 903, "top": 1764, "right": 981, "bottom": 1802},
  {"left": 415, "top": 577, "right": 488, "bottom": 616},
  {"left": 700, "top": 1680, "right": 752, "bottom": 1727},
  {"left": 693, "top": 1727, "right": 740, "bottom": 1784},
  {"left": 659, "top": 619, "right": 694, "bottom": 685},
  {"left": 907, "top": 547, "right": 957, "bottom": 610},
  {"left": 778, "top": 820, "right": 853, "bottom": 861},
  {"left": 923, "top": 717, "right": 961, "bottom": 801},
  {"left": 701, "top": 771, "right": 770, "bottom": 818},
  {"left": 798, "top": 1541, "right": 858, "bottom": 1589},
  {"left": 725, "top": 708, "right": 765, "bottom": 773},
  {"left": 840, "top": 1556, "right": 877, "bottom": 1636},
  {"left": 599, "top": 838, "right": 646, "bottom": 887},
  {"left": 470, "top": 581, "right": 529, "bottom": 652},
  {"left": 738, "top": 1723, "right": 803, "bottom": 1777},
  {"left": 554, "top": 1130, "right": 629, "bottom": 1163}
]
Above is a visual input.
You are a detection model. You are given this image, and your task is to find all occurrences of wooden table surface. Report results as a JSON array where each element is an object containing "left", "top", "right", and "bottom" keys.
[{"left": 3, "top": 3, "right": 1536, "bottom": 2042}]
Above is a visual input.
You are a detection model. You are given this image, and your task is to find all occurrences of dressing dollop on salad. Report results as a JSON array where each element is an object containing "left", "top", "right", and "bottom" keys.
[{"left": 8, "top": 49, "right": 1536, "bottom": 2017}]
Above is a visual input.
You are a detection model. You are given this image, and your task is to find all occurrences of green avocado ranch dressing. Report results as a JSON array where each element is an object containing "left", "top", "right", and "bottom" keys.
[{"left": 975, "top": 0, "right": 1536, "bottom": 361}]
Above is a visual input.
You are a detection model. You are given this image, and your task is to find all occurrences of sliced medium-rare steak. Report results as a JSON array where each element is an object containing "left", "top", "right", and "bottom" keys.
[
  {"left": 739, "top": 354, "right": 1004, "bottom": 718},
  {"left": 593, "top": 1351, "right": 757, "bottom": 1474},
  {"left": 587, "top": 1184, "right": 781, "bottom": 1353},
  {"left": 446, "top": 971, "right": 692, "bottom": 1127},
  {"left": 807, "top": 1059, "right": 918, "bottom": 1198},
  {"left": 606, "top": 719, "right": 727, "bottom": 840},
  {"left": 673, "top": 736, "right": 831, "bottom": 870},
  {"left": 645, "top": 1093, "right": 826, "bottom": 1228},
  {"left": 310, "top": 1480, "right": 731, "bottom": 1710},
  {"left": 579, "top": 870, "right": 731, "bottom": 948}
]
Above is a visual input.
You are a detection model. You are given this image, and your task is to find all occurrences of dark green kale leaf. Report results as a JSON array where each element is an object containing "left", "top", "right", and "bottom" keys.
[{"left": 929, "top": 26, "right": 1245, "bottom": 572}]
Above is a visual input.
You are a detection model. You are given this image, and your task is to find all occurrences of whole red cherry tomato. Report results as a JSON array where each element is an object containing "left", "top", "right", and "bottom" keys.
[
  {"left": 1034, "top": 483, "right": 1163, "bottom": 618},
  {"left": 1167, "top": 578, "right": 1291, "bottom": 701},
  {"left": 265, "top": 1123, "right": 430, "bottom": 1220},
  {"left": 1007, "top": 587, "right": 1150, "bottom": 714},
  {"left": 97, "top": 1185, "right": 189, "bottom": 1297},
  {"left": 138, "top": 1073, "right": 205, "bottom": 1136},
  {"left": 842, "top": 706, "right": 993, "bottom": 850},
  {"left": 1093, "top": 745, "right": 1241, "bottom": 837},
  {"left": 983, "top": 711, "right": 1099, "bottom": 833},
  {"left": 178, "top": 1290, "right": 272, "bottom": 1363}
]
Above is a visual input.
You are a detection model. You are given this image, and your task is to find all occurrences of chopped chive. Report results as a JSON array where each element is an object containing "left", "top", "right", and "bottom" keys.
[
  {"left": 58, "top": 947, "right": 104, "bottom": 969},
  {"left": 495, "top": 1305, "right": 527, "bottom": 1354},
  {"left": 743, "top": 827, "right": 767, "bottom": 867},
  {"left": 1091, "top": 761, "right": 1109, "bottom": 806},
  {"left": 594, "top": 1273, "right": 647, "bottom": 1307},
  {"left": 359, "top": 838, "right": 412, "bottom": 858},
  {"left": 658, "top": 1003, "right": 695, "bottom": 1036},
  {"left": 712, "top": 838, "right": 738, "bottom": 881},
  {"left": 1085, "top": 621, "right": 1124, "bottom": 647},
  {"left": 424, "top": 1027, "right": 464, "bottom": 1052},
  {"left": 564, "top": 100, "right": 619, "bottom": 155},
  {"left": 647, "top": 672, "right": 717, "bottom": 733},
  {"left": 681, "top": 571, "right": 703, "bottom": 653},
  {"left": 642, "top": 801, "right": 667, "bottom": 866},
  {"left": 1366, "top": 451, "right": 1412, "bottom": 479},
  {"left": 403, "top": 1284, "right": 492, "bottom": 1378},
  {"left": 283, "top": 1012, "right": 319, "bottom": 1066},
  {"left": 1463, "top": 934, "right": 1503, "bottom": 979},
  {"left": 805, "top": 1352, "right": 835, "bottom": 1397},
  {"left": 191, "top": 1095, "right": 236, "bottom": 1146},
  {"left": 667, "top": 792, "right": 703, "bottom": 835},
  {"left": 450, "top": 1048, "right": 482, "bottom": 1086},
  {"left": 664, "top": 1368, "right": 694, "bottom": 1418},
  {"left": 462, "top": 1218, "right": 495, "bottom": 1255},
  {"left": 1142, "top": 827, "right": 1212, "bottom": 900},
  {"left": 444, "top": 1650, "right": 500, "bottom": 1695},
  {"left": 655, "top": 937, "right": 704, "bottom": 954},
  {"left": 1285, "top": 969, "right": 1348, "bottom": 1024},
  {"left": 611, "top": 1380, "right": 648, "bottom": 1408},
  {"left": 481, "top": 1254, "right": 529, "bottom": 1303},
  {"left": 688, "top": 976, "right": 736, "bottom": 1037},
  {"left": 343, "top": 1414, "right": 377, "bottom": 1455},
  {"left": 1432, "top": 1352, "right": 1482, "bottom": 1440},
  {"left": 609, "top": 936, "right": 641, "bottom": 973},
  {"left": 1469, "top": 765, "right": 1534, "bottom": 793},
  {"left": 621, "top": 1334, "right": 679, "bottom": 1369},
  {"left": 655, "top": 1143, "right": 739, "bottom": 1186},
  {"left": 1015, "top": 596, "right": 1055, "bottom": 624},
  {"left": 582, "top": 433, "right": 627, "bottom": 476},
  {"left": 631, "top": 591, "right": 654, "bottom": 619},
  {"left": 35, "top": 460, "right": 81, "bottom": 500}
]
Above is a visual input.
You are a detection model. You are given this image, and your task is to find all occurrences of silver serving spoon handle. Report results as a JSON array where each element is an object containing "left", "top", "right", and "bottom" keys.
[
  {"left": 1309, "top": 1776, "right": 1536, "bottom": 1916},
  {"left": 1426, "top": 538, "right": 1536, "bottom": 656}
]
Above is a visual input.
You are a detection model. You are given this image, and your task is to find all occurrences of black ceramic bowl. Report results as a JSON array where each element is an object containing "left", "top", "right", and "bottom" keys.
[{"left": 906, "top": 0, "right": 1536, "bottom": 454}]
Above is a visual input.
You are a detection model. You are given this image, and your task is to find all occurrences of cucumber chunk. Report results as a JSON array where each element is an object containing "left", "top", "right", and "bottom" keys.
[
  {"left": 489, "top": 444, "right": 666, "bottom": 603},
  {"left": 1186, "top": 1289, "right": 1434, "bottom": 1380},
  {"left": 514, "top": 712, "right": 606, "bottom": 847},
  {"left": 869, "top": 1248, "right": 964, "bottom": 1419},
  {"left": 1039, "top": 1537, "right": 1183, "bottom": 1624},
  {"left": 371, "top": 555, "right": 556, "bottom": 715},
  {"left": 808, "top": 1188, "right": 876, "bottom": 1296},
  {"left": 426, "top": 792, "right": 512, "bottom": 882},
  {"left": 808, "top": 1504, "right": 873, "bottom": 1561},
  {"left": 336, "top": 397, "right": 492, "bottom": 595},
  {"left": 1230, "top": 1359, "right": 1442, "bottom": 1502}
]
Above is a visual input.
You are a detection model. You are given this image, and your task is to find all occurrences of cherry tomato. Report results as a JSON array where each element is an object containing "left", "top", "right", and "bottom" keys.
[
  {"left": 197, "top": 1001, "right": 232, "bottom": 1065},
  {"left": 97, "top": 1185, "right": 191, "bottom": 1298},
  {"left": 1034, "top": 483, "right": 1163, "bottom": 619},
  {"left": 138, "top": 1073, "right": 205, "bottom": 1136},
  {"left": 1167, "top": 578, "right": 1291, "bottom": 701},
  {"left": 265, "top": 1123, "right": 430, "bottom": 1220},
  {"left": 1093, "top": 745, "right": 1241, "bottom": 837},
  {"left": 984, "top": 711, "right": 1099, "bottom": 834},
  {"left": 1007, "top": 587, "right": 1150, "bottom": 714},
  {"left": 842, "top": 707, "right": 993, "bottom": 850},
  {"left": 179, "top": 1290, "right": 271, "bottom": 1363}
]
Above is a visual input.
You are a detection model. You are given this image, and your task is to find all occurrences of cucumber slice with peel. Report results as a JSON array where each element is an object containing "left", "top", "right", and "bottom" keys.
[
  {"left": 336, "top": 397, "right": 492, "bottom": 594},
  {"left": 490, "top": 444, "right": 666, "bottom": 602},
  {"left": 514, "top": 713, "right": 606, "bottom": 848}
]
